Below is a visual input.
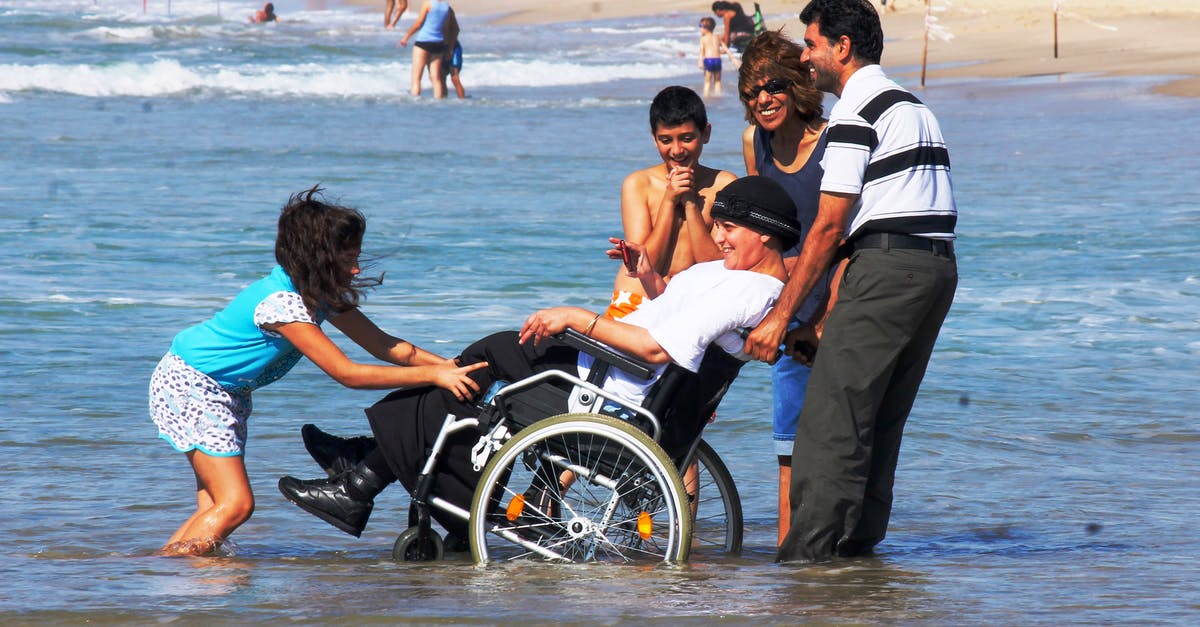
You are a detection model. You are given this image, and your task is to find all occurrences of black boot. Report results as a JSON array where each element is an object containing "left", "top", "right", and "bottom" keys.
[
  {"left": 278, "top": 464, "right": 387, "bottom": 538},
  {"left": 301, "top": 423, "right": 378, "bottom": 477}
]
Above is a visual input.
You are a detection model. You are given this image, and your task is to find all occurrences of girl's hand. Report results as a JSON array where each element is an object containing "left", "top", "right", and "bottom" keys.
[{"left": 432, "top": 360, "right": 488, "bottom": 401}]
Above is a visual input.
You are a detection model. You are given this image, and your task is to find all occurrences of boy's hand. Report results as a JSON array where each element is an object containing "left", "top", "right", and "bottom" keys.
[
  {"left": 665, "top": 166, "right": 694, "bottom": 199},
  {"left": 666, "top": 166, "right": 702, "bottom": 211},
  {"left": 432, "top": 360, "right": 488, "bottom": 401}
]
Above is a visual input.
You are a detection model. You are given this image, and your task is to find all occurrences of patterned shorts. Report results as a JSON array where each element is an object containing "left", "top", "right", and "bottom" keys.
[{"left": 149, "top": 353, "right": 251, "bottom": 456}]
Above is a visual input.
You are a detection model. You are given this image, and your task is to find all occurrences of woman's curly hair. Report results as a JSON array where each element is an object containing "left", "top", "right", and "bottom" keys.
[
  {"left": 737, "top": 30, "right": 824, "bottom": 125},
  {"left": 274, "top": 185, "right": 381, "bottom": 316}
]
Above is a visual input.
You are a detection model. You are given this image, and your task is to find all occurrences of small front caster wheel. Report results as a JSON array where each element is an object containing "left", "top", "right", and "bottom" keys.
[{"left": 392, "top": 526, "right": 444, "bottom": 561}]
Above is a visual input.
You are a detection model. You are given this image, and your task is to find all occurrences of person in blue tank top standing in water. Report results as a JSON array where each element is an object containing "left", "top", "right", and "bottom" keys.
[
  {"left": 399, "top": 0, "right": 455, "bottom": 98},
  {"left": 738, "top": 30, "right": 836, "bottom": 548},
  {"left": 149, "top": 186, "right": 486, "bottom": 556}
]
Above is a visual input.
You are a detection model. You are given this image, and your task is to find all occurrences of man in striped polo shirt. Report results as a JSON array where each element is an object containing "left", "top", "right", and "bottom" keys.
[{"left": 744, "top": 0, "right": 958, "bottom": 562}]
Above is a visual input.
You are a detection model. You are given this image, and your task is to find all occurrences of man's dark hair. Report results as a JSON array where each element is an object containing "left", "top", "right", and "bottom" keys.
[
  {"left": 649, "top": 85, "right": 708, "bottom": 132},
  {"left": 799, "top": 0, "right": 883, "bottom": 65}
]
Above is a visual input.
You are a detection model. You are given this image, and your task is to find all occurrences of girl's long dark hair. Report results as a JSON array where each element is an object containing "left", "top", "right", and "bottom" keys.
[{"left": 275, "top": 185, "right": 381, "bottom": 315}]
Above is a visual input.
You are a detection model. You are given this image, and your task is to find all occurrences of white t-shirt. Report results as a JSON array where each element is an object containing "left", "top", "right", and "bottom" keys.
[{"left": 577, "top": 260, "right": 783, "bottom": 408}]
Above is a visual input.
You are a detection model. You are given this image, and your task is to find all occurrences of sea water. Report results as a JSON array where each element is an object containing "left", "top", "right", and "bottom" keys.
[{"left": 1, "top": 1, "right": 1199, "bottom": 623}]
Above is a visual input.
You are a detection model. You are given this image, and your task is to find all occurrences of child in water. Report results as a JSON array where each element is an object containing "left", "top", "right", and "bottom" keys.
[
  {"left": 149, "top": 186, "right": 486, "bottom": 556},
  {"left": 698, "top": 17, "right": 729, "bottom": 98}
]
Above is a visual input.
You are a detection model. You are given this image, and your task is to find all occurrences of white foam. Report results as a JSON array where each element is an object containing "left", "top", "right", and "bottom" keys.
[
  {"left": 0, "top": 54, "right": 693, "bottom": 98},
  {"left": 1, "top": 1, "right": 705, "bottom": 99}
]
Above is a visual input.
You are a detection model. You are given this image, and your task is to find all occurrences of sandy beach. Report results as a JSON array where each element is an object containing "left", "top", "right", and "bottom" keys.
[{"left": 357, "top": 0, "right": 1200, "bottom": 96}]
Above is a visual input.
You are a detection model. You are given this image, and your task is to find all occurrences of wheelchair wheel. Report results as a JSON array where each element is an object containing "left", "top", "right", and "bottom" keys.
[
  {"left": 685, "top": 439, "right": 743, "bottom": 554},
  {"left": 468, "top": 413, "right": 691, "bottom": 564},
  {"left": 392, "top": 526, "right": 444, "bottom": 562}
]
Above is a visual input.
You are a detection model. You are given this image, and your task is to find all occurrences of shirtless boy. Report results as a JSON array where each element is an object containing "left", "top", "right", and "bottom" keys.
[
  {"left": 608, "top": 85, "right": 738, "bottom": 318},
  {"left": 698, "top": 17, "right": 729, "bottom": 98}
]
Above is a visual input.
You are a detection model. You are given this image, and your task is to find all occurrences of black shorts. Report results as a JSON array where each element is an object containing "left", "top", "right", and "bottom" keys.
[{"left": 414, "top": 40, "right": 446, "bottom": 55}]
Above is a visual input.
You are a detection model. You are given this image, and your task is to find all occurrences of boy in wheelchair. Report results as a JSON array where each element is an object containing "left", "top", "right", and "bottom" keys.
[{"left": 278, "top": 176, "right": 798, "bottom": 541}]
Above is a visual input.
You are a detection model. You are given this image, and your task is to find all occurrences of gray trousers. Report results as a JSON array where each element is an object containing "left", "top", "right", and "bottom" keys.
[{"left": 777, "top": 245, "right": 957, "bottom": 562}]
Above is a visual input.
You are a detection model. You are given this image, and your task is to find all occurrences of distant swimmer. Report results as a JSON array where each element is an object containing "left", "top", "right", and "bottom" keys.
[{"left": 250, "top": 2, "right": 277, "bottom": 23}]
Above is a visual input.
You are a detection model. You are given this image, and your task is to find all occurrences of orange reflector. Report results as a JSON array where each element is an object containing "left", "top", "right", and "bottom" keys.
[
  {"left": 637, "top": 511, "right": 652, "bottom": 540},
  {"left": 506, "top": 494, "right": 526, "bottom": 522}
]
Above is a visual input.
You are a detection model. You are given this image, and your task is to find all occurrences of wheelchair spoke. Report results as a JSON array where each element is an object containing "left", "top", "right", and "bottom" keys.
[{"left": 470, "top": 414, "right": 690, "bottom": 564}]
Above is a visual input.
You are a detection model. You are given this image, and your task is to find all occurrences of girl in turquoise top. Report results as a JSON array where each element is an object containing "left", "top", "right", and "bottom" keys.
[{"left": 150, "top": 186, "right": 486, "bottom": 556}]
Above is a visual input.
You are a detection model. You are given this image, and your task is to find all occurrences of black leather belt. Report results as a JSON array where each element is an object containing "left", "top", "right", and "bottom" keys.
[{"left": 850, "top": 232, "right": 954, "bottom": 256}]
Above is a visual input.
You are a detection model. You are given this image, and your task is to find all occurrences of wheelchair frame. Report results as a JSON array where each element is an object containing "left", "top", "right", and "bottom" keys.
[{"left": 391, "top": 329, "right": 744, "bottom": 564}]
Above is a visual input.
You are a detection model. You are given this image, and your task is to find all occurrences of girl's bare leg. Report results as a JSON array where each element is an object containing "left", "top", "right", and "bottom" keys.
[
  {"left": 449, "top": 69, "right": 466, "bottom": 99},
  {"left": 429, "top": 55, "right": 445, "bottom": 99},
  {"left": 410, "top": 46, "right": 428, "bottom": 96},
  {"left": 162, "top": 450, "right": 254, "bottom": 556},
  {"left": 166, "top": 479, "right": 215, "bottom": 546}
]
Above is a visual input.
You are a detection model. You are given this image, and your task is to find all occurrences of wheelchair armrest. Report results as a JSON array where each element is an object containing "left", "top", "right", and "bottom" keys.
[{"left": 558, "top": 328, "right": 655, "bottom": 381}]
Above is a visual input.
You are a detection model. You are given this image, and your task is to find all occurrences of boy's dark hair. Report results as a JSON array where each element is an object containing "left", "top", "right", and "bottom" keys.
[
  {"left": 275, "top": 185, "right": 381, "bottom": 315},
  {"left": 649, "top": 85, "right": 708, "bottom": 132},
  {"left": 711, "top": 1, "right": 728, "bottom": 11},
  {"left": 700, "top": 16, "right": 716, "bottom": 31},
  {"left": 799, "top": 0, "right": 883, "bottom": 65}
]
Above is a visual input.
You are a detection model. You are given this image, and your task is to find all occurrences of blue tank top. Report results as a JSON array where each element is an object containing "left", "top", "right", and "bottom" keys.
[
  {"left": 754, "top": 125, "right": 830, "bottom": 323},
  {"left": 414, "top": 0, "right": 450, "bottom": 43},
  {"left": 170, "top": 265, "right": 326, "bottom": 392}
]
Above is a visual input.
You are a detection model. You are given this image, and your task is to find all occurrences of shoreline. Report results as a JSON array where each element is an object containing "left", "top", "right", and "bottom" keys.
[{"left": 342, "top": 0, "right": 1200, "bottom": 97}]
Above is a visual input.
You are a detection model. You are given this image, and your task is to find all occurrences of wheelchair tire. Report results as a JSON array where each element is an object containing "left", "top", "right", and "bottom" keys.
[
  {"left": 686, "top": 439, "right": 743, "bottom": 554},
  {"left": 468, "top": 413, "right": 691, "bottom": 564},
  {"left": 392, "top": 526, "right": 444, "bottom": 562}
]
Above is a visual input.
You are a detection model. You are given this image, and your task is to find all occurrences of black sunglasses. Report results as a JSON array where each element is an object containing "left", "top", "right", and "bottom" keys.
[{"left": 742, "top": 78, "right": 793, "bottom": 101}]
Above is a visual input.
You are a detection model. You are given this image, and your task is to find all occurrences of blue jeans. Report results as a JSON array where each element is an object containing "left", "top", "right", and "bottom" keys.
[{"left": 771, "top": 326, "right": 811, "bottom": 458}]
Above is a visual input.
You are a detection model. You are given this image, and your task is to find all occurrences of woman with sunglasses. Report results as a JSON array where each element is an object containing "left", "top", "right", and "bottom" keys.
[{"left": 737, "top": 30, "right": 837, "bottom": 549}]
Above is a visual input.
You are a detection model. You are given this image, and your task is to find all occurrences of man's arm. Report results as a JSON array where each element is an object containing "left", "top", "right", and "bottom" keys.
[{"left": 744, "top": 191, "right": 856, "bottom": 362}]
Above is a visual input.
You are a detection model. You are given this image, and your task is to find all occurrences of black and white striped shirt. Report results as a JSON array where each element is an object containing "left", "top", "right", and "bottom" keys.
[{"left": 821, "top": 65, "right": 957, "bottom": 240}]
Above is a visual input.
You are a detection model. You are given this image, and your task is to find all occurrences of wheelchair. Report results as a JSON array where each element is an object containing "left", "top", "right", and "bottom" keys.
[{"left": 391, "top": 329, "right": 746, "bottom": 564}]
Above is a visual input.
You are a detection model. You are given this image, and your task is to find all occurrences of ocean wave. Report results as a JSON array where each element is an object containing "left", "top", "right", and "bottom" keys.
[{"left": 0, "top": 56, "right": 693, "bottom": 98}]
